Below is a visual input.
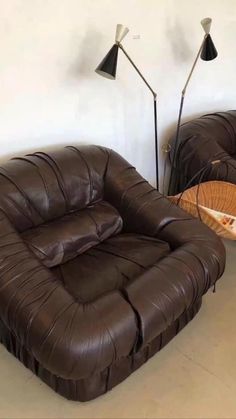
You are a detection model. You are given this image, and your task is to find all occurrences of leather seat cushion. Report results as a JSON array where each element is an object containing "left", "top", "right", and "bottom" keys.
[
  {"left": 21, "top": 201, "right": 123, "bottom": 267},
  {"left": 51, "top": 233, "right": 170, "bottom": 303}
]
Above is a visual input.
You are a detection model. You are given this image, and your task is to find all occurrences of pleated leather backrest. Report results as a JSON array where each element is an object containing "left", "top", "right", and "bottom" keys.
[
  {"left": 0, "top": 145, "right": 110, "bottom": 232},
  {"left": 177, "top": 111, "right": 236, "bottom": 156}
]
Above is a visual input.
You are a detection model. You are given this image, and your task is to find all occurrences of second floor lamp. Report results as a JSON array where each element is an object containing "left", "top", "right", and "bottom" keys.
[{"left": 168, "top": 18, "right": 218, "bottom": 195}]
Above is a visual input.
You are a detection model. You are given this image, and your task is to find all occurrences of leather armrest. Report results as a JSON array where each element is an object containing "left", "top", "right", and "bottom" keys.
[
  {"left": 105, "top": 151, "right": 226, "bottom": 346},
  {"left": 105, "top": 149, "right": 226, "bottom": 283}
]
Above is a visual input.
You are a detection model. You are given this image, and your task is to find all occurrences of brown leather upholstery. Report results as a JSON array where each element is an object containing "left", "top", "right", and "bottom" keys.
[
  {"left": 169, "top": 111, "right": 236, "bottom": 194},
  {"left": 0, "top": 145, "right": 225, "bottom": 401}
]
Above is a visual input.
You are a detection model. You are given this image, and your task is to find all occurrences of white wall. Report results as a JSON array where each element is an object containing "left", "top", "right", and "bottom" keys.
[{"left": 1, "top": 0, "right": 236, "bottom": 189}]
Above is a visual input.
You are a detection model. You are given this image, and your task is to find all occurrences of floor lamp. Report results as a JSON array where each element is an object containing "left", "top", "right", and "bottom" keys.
[
  {"left": 168, "top": 18, "right": 218, "bottom": 195},
  {"left": 95, "top": 24, "right": 159, "bottom": 189}
]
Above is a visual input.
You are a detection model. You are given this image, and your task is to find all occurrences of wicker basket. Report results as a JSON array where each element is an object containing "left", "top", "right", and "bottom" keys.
[{"left": 169, "top": 181, "right": 236, "bottom": 240}]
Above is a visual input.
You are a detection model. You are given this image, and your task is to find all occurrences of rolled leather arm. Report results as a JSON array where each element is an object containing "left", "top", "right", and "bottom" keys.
[
  {"left": 0, "top": 210, "right": 137, "bottom": 379},
  {"left": 105, "top": 150, "right": 226, "bottom": 287},
  {"left": 104, "top": 150, "right": 226, "bottom": 347}
]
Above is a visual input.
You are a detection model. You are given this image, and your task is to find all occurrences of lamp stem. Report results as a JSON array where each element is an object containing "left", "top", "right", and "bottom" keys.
[
  {"left": 168, "top": 94, "right": 184, "bottom": 195},
  {"left": 154, "top": 97, "right": 159, "bottom": 190},
  {"left": 118, "top": 43, "right": 159, "bottom": 189},
  {"left": 168, "top": 35, "right": 207, "bottom": 195}
]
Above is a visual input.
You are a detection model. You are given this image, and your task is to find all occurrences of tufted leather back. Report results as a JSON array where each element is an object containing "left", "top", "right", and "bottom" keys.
[
  {"left": 0, "top": 145, "right": 110, "bottom": 232},
  {"left": 174, "top": 110, "right": 236, "bottom": 156},
  {"left": 169, "top": 110, "right": 236, "bottom": 194}
]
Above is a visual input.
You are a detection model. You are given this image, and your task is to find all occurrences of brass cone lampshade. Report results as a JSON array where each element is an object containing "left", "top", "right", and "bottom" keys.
[
  {"left": 95, "top": 44, "right": 119, "bottom": 80},
  {"left": 201, "top": 34, "right": 218, "bottom": 61}
]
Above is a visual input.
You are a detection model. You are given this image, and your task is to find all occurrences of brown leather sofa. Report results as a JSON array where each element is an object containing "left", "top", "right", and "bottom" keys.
[
  {"left": 169, "top": 111, "right": 236, "bottom": 194},
  {"left": 0, "top": 145, "right": 225, "bottom": 401}
]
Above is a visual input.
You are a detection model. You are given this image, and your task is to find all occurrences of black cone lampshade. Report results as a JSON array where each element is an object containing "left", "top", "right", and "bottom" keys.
[
  {"left": 95, "top": 44, "right": 119, "bottom": 80},
  {"left": 96, "top": 24, "right": 129, "bottom": 80},
  {"left": 201, "top": 34, "right": 218, "bottom": 61}
]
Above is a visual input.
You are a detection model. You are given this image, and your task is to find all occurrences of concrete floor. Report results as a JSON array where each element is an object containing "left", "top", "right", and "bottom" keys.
[{"left": 0, "top": 240, "right": 235, "bottom": 419}]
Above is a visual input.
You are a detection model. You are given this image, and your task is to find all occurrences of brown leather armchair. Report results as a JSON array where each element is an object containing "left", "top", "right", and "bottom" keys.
[
  {"left": 0, "top": 146, "right": 225, "bottom": 401},
  {"left": 169, "top": 111, "right": 236, "bottom": 194}
]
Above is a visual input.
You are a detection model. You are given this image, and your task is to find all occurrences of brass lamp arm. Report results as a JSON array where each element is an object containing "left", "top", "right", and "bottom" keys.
[
  {"left": 182, "top": 34, "right": 207, "bottom": 96},
  {"left": 118, "top": 43, "right": 157, "bottom": 100}
]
